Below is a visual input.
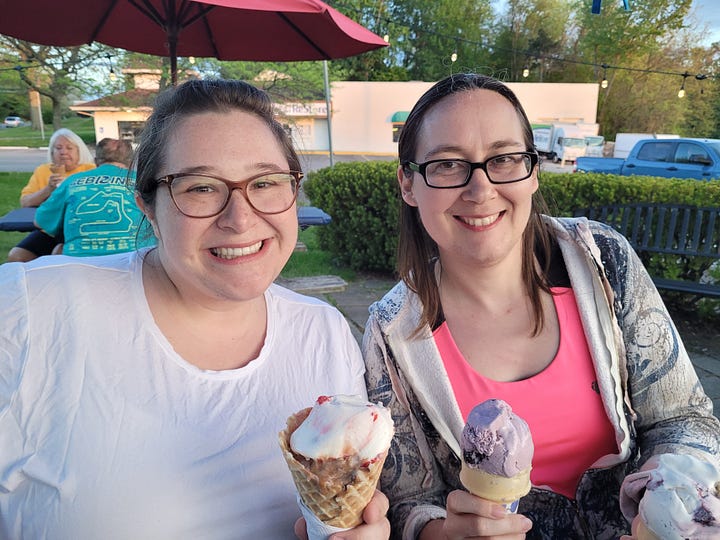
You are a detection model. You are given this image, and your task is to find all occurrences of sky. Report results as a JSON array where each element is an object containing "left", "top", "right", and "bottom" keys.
[{"left": 693, "top": 0, "right": 720, "bottom": 45}]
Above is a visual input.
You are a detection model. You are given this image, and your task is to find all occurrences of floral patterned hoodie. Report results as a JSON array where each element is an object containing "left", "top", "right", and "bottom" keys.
[{"left": 362, "top": 216, "right": 720, "bottom": 540}]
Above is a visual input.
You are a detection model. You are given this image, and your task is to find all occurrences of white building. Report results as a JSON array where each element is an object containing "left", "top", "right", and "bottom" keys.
[{"left": 71, "top": 76, "right": 599, "bottom": 156}]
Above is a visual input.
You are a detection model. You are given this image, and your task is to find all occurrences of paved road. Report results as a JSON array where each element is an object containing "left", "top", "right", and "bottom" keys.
[{"left": 0, "top": 148, "right": 47, "bottom": 172}]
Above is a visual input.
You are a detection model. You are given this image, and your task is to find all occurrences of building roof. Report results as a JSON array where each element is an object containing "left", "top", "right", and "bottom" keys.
[{"left": 70, "top": 88, "right": 156, "bottom": 112}]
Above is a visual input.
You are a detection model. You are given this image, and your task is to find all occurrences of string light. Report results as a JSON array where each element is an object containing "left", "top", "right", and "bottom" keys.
[
  {"left": 105, "top": 55, "right": 116, "bottom": 82},
  {"left": 383, "top": 33, "right": 390, "bottom": 43},
  {"left": 188, "top": 56, "right": 196, "bottom": 64},
  {"left": 696, "top": 73, "right": 708, "bottom": 95},
  {"left": 600, "top": 63, "right": 608, "bottom": 88},
  {"left": 451, "top": 51, "right": 457, "bottom": 62},
  {"left": 678, "top": 72, "right": 689, "bottom": 98},
  {"left": 522, "top": 65, "right": 530, "bottom": 78}
]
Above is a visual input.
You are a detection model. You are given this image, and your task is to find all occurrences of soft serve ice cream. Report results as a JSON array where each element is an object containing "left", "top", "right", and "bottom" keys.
[
  {"left": 290, "top": 394, "right": 394, "bottom": 464},
  {"left": 278, "top": 395, "right": 394, "bottom": 534},
  {"left": 636, "top": 453, "right": 720, "bottom": 539},
  {"left": 459, "top": 399, "right": 534, "bottom": 512}
]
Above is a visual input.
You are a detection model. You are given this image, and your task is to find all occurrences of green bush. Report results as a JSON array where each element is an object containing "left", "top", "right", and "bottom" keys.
[
  {"left": 540, "top": 171, "right": 720, "bottom": 214},
  {"left": 303, "top": 161, "right": 400, "bottom": 273}
]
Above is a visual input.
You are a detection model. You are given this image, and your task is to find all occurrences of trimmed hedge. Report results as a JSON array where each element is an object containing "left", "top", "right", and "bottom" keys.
[
  {"left": 304, "top": 161, "right": 400, "bottom": 273},
  {"left": 541, "top": 171, "right": 720, "bottom": 214},
  {"left": 304, "top": 163, "right": 720, "bottom": 314}
]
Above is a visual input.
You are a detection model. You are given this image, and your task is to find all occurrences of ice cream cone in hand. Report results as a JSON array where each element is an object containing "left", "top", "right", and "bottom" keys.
[
  {"left": 460, "top": 399, "right": 534, "bottom": 513},
  {"left": 635, "top": 454, "right": 720, "bottom": 540},
  {"left": 278, "top": 395, "right": 394, "bottom": 530}
]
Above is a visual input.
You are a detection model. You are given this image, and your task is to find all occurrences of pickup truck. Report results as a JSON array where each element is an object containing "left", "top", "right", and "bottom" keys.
[{"left": 575, "top": 138, "right": 720, "bottom": 180}]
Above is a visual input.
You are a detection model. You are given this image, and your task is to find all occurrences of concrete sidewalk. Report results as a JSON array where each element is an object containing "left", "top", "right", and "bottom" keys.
[{"left": 304, "top": 278, "right": 720, "bottom": 416}]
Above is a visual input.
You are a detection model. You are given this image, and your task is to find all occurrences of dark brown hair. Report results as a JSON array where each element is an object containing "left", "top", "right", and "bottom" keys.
[
  {"left": 95, "top": 138, "right": 133, "bottom": 167},
  {"left": 397, "top": 73, "right": 554, "bottom": 336}
]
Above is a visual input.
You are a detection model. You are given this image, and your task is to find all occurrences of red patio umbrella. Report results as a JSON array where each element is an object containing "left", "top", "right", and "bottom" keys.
[{"left": 0, "top": 0, "right": 388, "bottom": 85}]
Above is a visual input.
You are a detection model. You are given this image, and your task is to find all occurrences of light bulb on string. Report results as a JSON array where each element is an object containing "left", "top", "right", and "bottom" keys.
[
  {"left": 451, "top": 51, "right": 457, "bottom": 63},
  {"left": 383, "top": 34, "right": 390, "bottom": 43},
  {"left": 522, "top": 66, "right": 529, "bottom": 78},
  {"left": 600, "top": 64, "right": 608, "bottom": 88},
  {"left": 189, "top": 56, "right": 196, "bottom": 64},
  {"left": 105, "top": 55, "right": 116, "bottom": 82},
  {"left": 678, "top": 72, "right": 689, "bottom": 98}
]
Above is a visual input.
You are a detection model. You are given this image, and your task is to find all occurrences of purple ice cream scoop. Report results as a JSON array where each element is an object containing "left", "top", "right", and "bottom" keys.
[{"left": 461, "top": 399, "right": 534, "bottom": 477}]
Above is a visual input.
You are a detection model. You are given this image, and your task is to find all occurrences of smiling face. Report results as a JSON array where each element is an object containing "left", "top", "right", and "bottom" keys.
[
  {"left": 399, "top": 89, "right": 538, "bottom": 272},
  {"left": 51, "top": 136, "right": 80, "bottom": 170},
  {"left": 141, "top": 109, "right": 299, "bottom": 307}
]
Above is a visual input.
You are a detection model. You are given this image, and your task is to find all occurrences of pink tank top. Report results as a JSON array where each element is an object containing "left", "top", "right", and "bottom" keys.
[{"left": 435, "top": 287, "right": 618, "bottom": 499}]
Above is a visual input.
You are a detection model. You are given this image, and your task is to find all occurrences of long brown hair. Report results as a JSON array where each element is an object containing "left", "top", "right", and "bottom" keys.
[{"left": 397, "top": 73, "right": 554, "bottom": 337}]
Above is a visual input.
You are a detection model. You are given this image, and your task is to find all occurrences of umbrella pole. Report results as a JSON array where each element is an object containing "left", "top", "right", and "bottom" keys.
[
  {"left": 169, "top": 31, "right": 179, "bottom": 86},
  {"left": 323, "top": 60, "right": 334, "bottom": 167}
]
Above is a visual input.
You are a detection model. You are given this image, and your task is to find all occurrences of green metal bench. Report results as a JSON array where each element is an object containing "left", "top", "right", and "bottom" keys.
[{"left": 573, "top": 203, "right": 720, "bottom": 298}]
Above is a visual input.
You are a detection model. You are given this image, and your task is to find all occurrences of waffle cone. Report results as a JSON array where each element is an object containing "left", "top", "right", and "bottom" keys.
[
  {"left": 460, "top": 462, "right": 531, "bottom": 503},
  {"left": 635, "top": 520, "right": 660, "bottom": 540},
  {"left": 278, "top": 407, "right": 388, "bottom": 528}
]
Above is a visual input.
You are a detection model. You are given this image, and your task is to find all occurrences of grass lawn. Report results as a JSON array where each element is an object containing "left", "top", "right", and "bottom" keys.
[
  {"left": 0, "top": 117, "right": 96, "bottom": 147},
  {"left": 0, "top": 173, "right": 29, "bottom": 263},
  {"left": 0, "top": 170, "right": 351, "bottom": 279},
  {"left": 282, "top": 227, "right": 355, "bottom": 281}
]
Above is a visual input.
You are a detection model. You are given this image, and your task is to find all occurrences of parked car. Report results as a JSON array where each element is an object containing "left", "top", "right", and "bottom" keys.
[
  {"left": 575, "top": 138, "right": 720, "bottom": 180},
  {"left": 3, "top": 116, "right": 23, "bottom": 127}
]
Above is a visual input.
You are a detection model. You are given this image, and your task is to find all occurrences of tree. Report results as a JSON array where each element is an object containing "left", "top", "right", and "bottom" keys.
[
  {"left": 0, "top": 64, "right": 29, "bottom": 119},
  {"left": 572, "top": 0, "right": 707, "bottom": 139},
  {"left": 491, "top": 0, "right": 571, "bottom": 82},
  {"left": 0, "top": 37, "right": 119, "bottom": 130}
]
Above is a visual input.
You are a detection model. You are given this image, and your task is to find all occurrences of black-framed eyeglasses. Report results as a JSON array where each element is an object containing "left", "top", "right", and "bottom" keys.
[
  {"left": 156, "top": 171, "right": 303, "bottom": 218},
  {"left": 404, "top": 151, "right": 539, "bottom": 188}
]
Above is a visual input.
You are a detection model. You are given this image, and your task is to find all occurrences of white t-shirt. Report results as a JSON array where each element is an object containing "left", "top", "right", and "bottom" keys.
[{"left": 0, "top": 251, "right": 366, "bottom": 539}]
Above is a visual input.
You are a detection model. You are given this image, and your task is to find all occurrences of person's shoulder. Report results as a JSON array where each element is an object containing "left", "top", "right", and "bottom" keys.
[
  {"left": 21, "top": 251, "right": 139, "bottom": 280},
  {"left": 268, "top": 283, "right": 338, "bottom": 311},
  {"left": 546, "top": 215, "right": 627, "bottom": 243},
  {"left": 368, "top": 280, "right": 410, "bottom": 321},
  {"left": 34, "top": 163, "right": 53, "bottom": 173},
  {"left": 78, "top": 163, "right": 96, "bottom": 172},
  {"left": 271, "top": 283, "right": 355, "bottom": 315}
]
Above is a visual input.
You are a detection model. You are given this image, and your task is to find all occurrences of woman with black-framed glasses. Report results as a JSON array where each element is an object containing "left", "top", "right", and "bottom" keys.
[
  {"left": 362, "top": 73, "right": 720, "bottom": 540},
  {"left": 0, "top": 79, "right": 390, "bottom": 540}
]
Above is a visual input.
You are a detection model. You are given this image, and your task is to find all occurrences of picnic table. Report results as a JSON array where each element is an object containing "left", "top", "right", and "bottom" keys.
[
  {"left": 0, "top": 205, "right": 332, "bottom": 232},
  {"left": 0, "top": 207, "right": 36, "bottom": 232}
]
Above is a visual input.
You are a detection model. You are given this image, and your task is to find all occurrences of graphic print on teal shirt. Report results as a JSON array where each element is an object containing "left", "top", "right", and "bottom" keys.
[{"left": 35, "top": 163, "right": 155, "bottom": 256}]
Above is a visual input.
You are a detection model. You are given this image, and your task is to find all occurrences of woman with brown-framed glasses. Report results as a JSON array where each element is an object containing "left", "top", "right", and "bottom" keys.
[
  {"left": 362, "top": 73, "right": 720, "bottom": 539},
  {"left": 0, "top": 79, "right": 389, "bottom": 540}
]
